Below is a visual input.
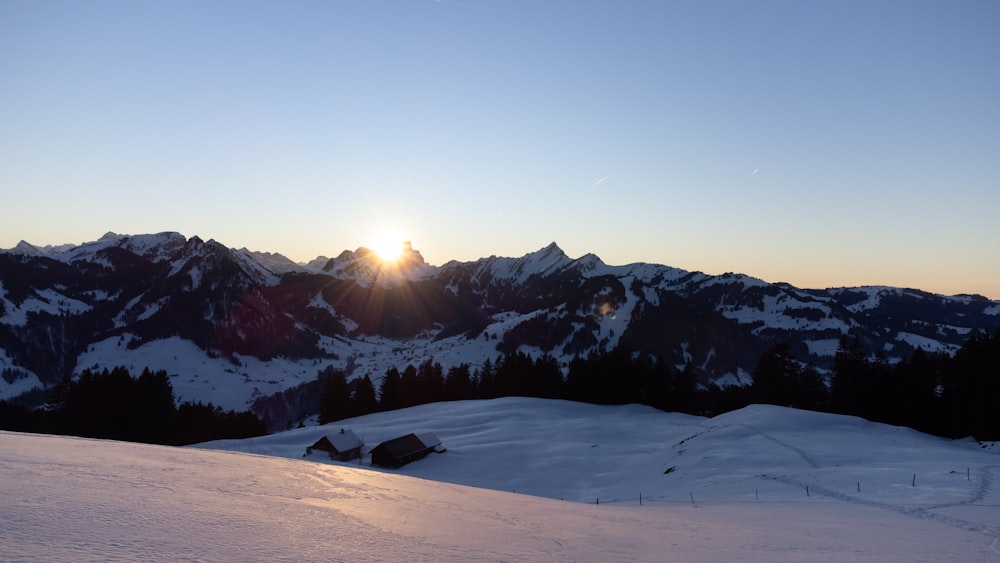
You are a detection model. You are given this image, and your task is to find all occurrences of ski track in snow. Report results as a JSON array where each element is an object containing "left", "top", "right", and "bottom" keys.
[
  {"left": 760, "top": 466, "right": 1000, "bottom": 543},
  {"left": 739, "top": 423, "right": 823, "bottom": 469},
  {"left": 680, "top": 414, "right": 1000, "bottom": 555}
]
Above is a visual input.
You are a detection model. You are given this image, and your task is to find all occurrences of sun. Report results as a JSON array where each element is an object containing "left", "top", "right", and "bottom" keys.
[{"left": 370, "top": 232, "right": 405, "bottom": 263}]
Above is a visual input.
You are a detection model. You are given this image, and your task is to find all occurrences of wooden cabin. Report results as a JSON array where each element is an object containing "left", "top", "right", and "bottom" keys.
[
  {"left": 370, "top": 432, "right": 445, "bottom": 468},
  {"left": 304, "top": 428, "right": 363, "bottom": 461}
]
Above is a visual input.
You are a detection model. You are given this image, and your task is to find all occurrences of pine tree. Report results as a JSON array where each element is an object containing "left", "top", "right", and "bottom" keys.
[
  {"left": 352, "top": 374, "right": 378, "bottom": 416},
  {"left": 444, "top": 363, "right": 473, "bottom": 401},
  {"left": 399, "top": 364, "right": 419, "bottom": 407},
  {"left": 474, "top": 358, "right": 496, "bottom": 398},
  {"left": 946, "top": 329, "right": 1000, "bottom": 440},
  {"left": 750, "top": 343, "right": 799, "bottom": 407},
  {"left": 378, "top": 367, "right": 402, "bottom": 411},
  {"left": 134, "top": 368, "right": 176, "bottom": 444},
  {"left": 417, "top": 359, "right": 445, "bottom": 404},
  {"left": 317, "top": 367, "right": 351, "bottom": 425},
  {"left": 830, "top": 335, "right": 868, "bottom": 415}
]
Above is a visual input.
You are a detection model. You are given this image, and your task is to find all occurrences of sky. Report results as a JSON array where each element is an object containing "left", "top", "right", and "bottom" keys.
[
  {"left": 2, "top": 0, "right": 998, "bottom": 298},
  {"left": 4, "top": 399, "right": 1000, "bottom": 560}
]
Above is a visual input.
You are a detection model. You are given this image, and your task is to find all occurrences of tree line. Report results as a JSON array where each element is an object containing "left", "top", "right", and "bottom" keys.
[
  {"left": 318, "top": 328, "right": 1000, "bottom": 441},
  {"left": 0, "top": 366, "right": 265, "bottom": 445},
  {"left": 2, "top": 329, "right": 996, "bottom": 445}
]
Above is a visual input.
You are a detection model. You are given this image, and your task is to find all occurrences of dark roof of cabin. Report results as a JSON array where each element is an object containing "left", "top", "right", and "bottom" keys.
[{"left": 374, "top": 433, "right": 428, "bottom": 459}]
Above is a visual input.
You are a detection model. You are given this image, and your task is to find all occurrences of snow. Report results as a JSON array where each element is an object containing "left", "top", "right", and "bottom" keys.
[
  {"left": 186, "top": 264, "right": 202, "bottom": 290},
  {"left": 698, "top": 272, "right": 770, "bottom": 290},
  {"left": 69, "top": 325, "right": 519, "bottom": 414},
  {"left": 712, "top": 369, "right": 749, "bottom": 387},
  {"left": 136, "top": 296, "right": 168, "bottom": 322},
  {"left": 3, "top": 399, "right": 998, "bottom": 561},
  {"left": 0, "top": 348, "right": 43, "bottom": 399},
  {"left": 10, "top": 231, "right": 189, "bottom": 264},
  {"left": 6, "top": 240, "right": 76, "bottom": 257},
  {"left": 229, "top": 246, "right": 282, "bottom": 285},
  {"left": 238, "top": 248, "right": 307, "bottom": 275},
  {"left": 896, "top": 332, "right": 962, "bottom": 355},
  {"left": 74, "top": 336, "right": 321, "bottom": 411},
  {"left": 618, "top": 261, "right": 689, "bottom": 285},
  {"left": 720, "top": 293, "right": 851, "bottom": 335},
  {"left": 838, "top": 286, "right": 894, "bottom": 312},
  {"left": 6, "top": 234, "right": 994, "bottom": 404},
  {"left": 452, "top": 242, "right": 573, "bottom": 286},
  {"left": 321, "top": 245, "right": 437, "bottom": 288},
  {"left": 327, "top": 428, "right": 363, "bottom": 452},
  {"left": 940, "top": 324, "right": 974, "bottom": 336},
  {"left": 307, "top": 291, "right": 335, "bottom": 317},
  {"left": 837, "top": 286, "right": 995, "bottom": 314},
  {"left": 113, "top": 292, "right": 147, "bottom": 328},
  {"left": 0, "top": 287, "right": 92, "bottom": 327},
  {"left": 805, "top": 338, "right": 842, "bottom": 358}
]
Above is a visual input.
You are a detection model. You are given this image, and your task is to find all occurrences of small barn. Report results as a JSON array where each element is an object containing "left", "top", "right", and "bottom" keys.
[
  {"left": 304, "top": 428, "right": 363, "bottom": 461},
  {"left": 370, "top": 432, "right": 446, "bottom": 469}
]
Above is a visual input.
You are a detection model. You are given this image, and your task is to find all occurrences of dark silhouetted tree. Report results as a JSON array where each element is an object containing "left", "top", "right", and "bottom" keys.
[
  {"left": 317, "top": 366, "right": 351, "bottom": 424},
  {"left": 417, "top": 359, "right": 445, "bottom": 405},
  {"left": 134, "top": 367, "right": 176, "bottom": 443},
  {"left": 444, "top": 363, "right": 474, "bottom": 401},
  {"left": 172, "top": 401, "right": 266, "bottom": 445},
  {"left": 535, "top": 354, "right": 565, "bottom": 399},
  {"left": 751, "top": 343, "right": 800, "bottom": 407},
  {"left": 474, "top": 358, "right": 497, "bottom": 398},
  {"left": 829, "top": 335, "right": 869, "bottom": 415},
  {"left": 352, "top": 374, "right": 377, "bottom": 416},
  {"left": 944, "top": 329, "right": 1000, "bottom": 440},
  {"left": 399, "top": 364, "right": 420, "bottom": 407},
  {"left": 378, "top": 367, "right": 402, "bottom": 411}
]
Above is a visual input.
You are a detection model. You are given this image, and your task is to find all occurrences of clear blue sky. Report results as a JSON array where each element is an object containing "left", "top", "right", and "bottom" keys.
[{"left": 2, "top": 0, "right": 998, "bottom": 298}]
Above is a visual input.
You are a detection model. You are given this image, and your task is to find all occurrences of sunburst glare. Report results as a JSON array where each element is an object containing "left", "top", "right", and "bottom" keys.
[{"left": 371, "top": 232, "right": 406, "bottom": 263}]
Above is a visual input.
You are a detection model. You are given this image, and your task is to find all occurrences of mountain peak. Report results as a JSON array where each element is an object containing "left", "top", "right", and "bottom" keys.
[
  {"left": 321, "top": 242, "right": 435, "bottom": 288},
  {"left": 6, "top": 239, "right": 77, "bottom": 257},
  {"left": 11, "top": 240, "right": 43, "bottom": 255},
  {"left": 571, "top": 252, "right": 607, "bottom": 273},
  {"left": 537, "top": 241, "right": 565, "bottom": 256},
  {"left": 522, "top": 242, "right": 571, "bottom": 269}
]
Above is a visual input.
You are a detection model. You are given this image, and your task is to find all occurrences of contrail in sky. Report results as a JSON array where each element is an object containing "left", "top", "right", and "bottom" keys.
[
  {"left": 591, "top": 176, "right": 608, "bottom": 187},
  {"left": 434, "top": 0, "right": 498, "bottom": 11}
]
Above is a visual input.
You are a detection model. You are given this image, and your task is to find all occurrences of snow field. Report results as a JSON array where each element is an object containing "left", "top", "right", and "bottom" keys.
[{"left": 3, "top": 398, "right": 999, "bottom": 561}]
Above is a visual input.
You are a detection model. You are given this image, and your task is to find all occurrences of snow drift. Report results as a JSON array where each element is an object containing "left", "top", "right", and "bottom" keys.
[{"left": 3, "top": 399, "right": 999, "bottom": 561}]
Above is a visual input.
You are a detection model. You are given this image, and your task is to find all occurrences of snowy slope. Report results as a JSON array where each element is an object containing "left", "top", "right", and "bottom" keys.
[
  {"left": 442, "top": 242, "right": 575, "bottom": 285},
  {"left": 199, "top": 399, "right": 1000, "bottom": 513},
  {"left": 9, "top": 231, "right": 187, "bottom": 264},
  {"left": 4, "top": 400, "right": 998, "bottom": 561}
]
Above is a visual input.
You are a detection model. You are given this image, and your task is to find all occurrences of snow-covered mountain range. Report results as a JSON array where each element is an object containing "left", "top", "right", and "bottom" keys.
[{"left": 2, "top": 232, "right": 997, "bottom": 418}]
